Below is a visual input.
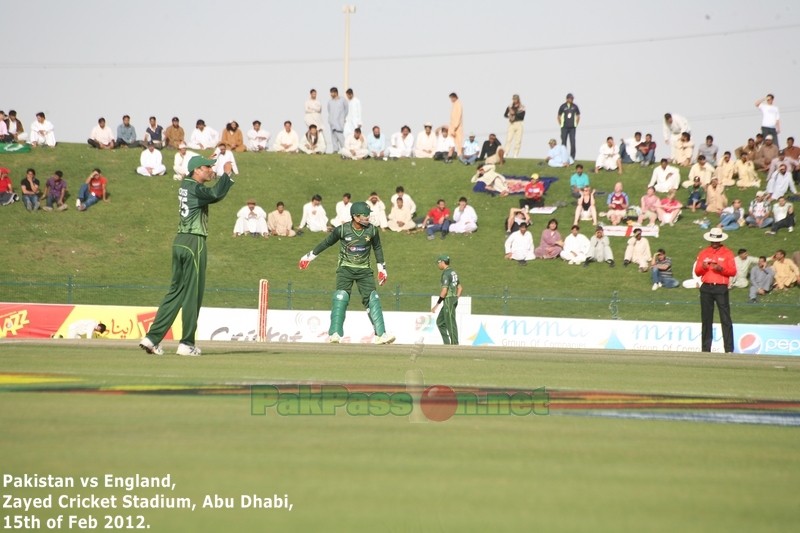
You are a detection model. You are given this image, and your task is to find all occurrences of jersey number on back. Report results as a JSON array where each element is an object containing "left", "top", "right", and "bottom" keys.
[{"left": 179, "top": 190, "right": 189, "bottom": 217}]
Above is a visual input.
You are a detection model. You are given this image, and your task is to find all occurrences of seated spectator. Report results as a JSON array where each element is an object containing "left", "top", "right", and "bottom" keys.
[
  {"left": 173, "top": 143, "right": 200, "bottom": 181},
  {"left": 683, "top": 155, "right": 714, "bottom": 188},
  {"left": 390, "top": 186, "right": 416, "bottom": 217},
  {"left": 574, "top": 186, "right": 597, "bottom": 226},
  {"left": 766, "top": 196, "right": 794, "bottom": 235},
  {"left": 144, "top": 117, "right": 165, "bottom": 149},
  {"left": 330, "top": 193, "right": 352, "bottom": 227},
  {"left": 753, "top": 135, "right": 779, "bottom": 171},
  {"left": 619, "top": 132, "right": 642, "bottom": 164},
  {"left": 137, "top": 142, "right": 167, "bottom": 176},
  {"left": 433, "top": 126, "right": 455, "bottom": 163},
  {"left": 696, "top": 135, "right": 718, "bottom": 165},
  {"left": 650, "top": 248, "right": 679, "bottom": 289},
  {"left": 784, "top": 138, "right": 800, "bottom": 182},
  {"left": 734, "top": 137, "right": 756, "bottom": 160},
  {"left": 414, "top": 122, "right": 436, "bottom": 158},
  {"left": 273, "top": 121, "right": 300, "bottom": 153},
  {"left": 560, "top": 224, "right": 590, "bottom": 264},
  {"left": 299, "top": 124, "right": 326, "bottom": 154},
  {"left": 247, "top": 121, "right": 271, "bottom": 152},
  {"left": 687, "top": 177, "right": 706, "bottom": 212},
  {"left": 388, "top": 126, "right": 414, "bottom": 159},
  {"left": 714, "top": 151, "right": 736, "bottom": 187},
  {"left": 585, "top": 226, "right": 614, "bottom": 267},
  {"left": 718, "top": 199, "right": 745, "bottom": 231},
  {"left": 220, "top": 121, "right": 245, "bottom": 152},
  {"left": 682, "top": 261, "right": 702, "bottom": 289},
  {"left": 471, "top": 164, "right": 508, "bottom": 196},
  {"left": 569, "top": 165, "right": 590, "bottom": 198},
  {"left": 545, "top": 138, "right": 572, "bottom": 167},
  {"left": 770, "top": 250, "right": 800, "bottom": 290},
  {"left": 638, "top": 186, "right": 660, "bottom": 226},
  {"left": 519, "top": 173, "right": 545, "bottom": 209},
  {"left": 43, "top": 171, "right": 67, "bottom": 211},
  {"left": 366, "top": 126, "right": 386, "bottom": 160},
  {"left": 506, "top": 206, "right": 530, "bottom": 235},
  {"left": 366, "top": 192, "right": 388, "bottom": 231},
  {"left": 422, "top": 199, "right": 451, "bottom": 240},
  {"left": 340, "top": 128, "right": 369, "bottom": 160},
  {"left": 459, "top": 133, "right": 480, "bottom": 165},
  {"left": 749, "top": 256, "right": 775, "bottom": 302},
  {"left": 0, "top": 111, "right": 10, "bottom": 141},
  {"left": 164, "top": 117, "right": 184, "bottom": 149},
  {"left": 734, "top": 152, "right": 760, "bottom": 189},
  {"left": 765, "top": 164, "right": 797, "bottom": 201},
  {"left": 534, "top": 219, "right": 563, "bottom": 259},
  {"left": 674, "top": 132, "right": 694, "bottom": 166},
  {"left": 267, "top": 202, "right": 296, "bottom": 237},
  {"left": 479, "top": 133, "right": 505, "bottom": 166},
  {"left": 450, "top": 196, "right": 478, "bottom": 235},
  {"left": 657, "top": 190, "right": 682, "bottom": 226},
  {"left": 730, "top": 248, "right": 759, "bottom": 289},
  {"left": 647, "top": 158, "right": 680, "bottom": 193},
  {"left": 705, "top": 177, "right": 727, "bottom": 215},
  {"left": 768, "top": 150, "right": 799, "bottom": 178},
  {"left": 636, "top": 133, "right": 657, "bottom": 167},
  {"left": 4, "top": 110, "right": 27, "bottom": 142},
  {"left": 212, "top": 143, "right": 239, "bottom": 176},
  {"left": 606, "top": 182, "right": 629, "bottom": 225},
  {"left": 623, "top": 228, "right": 652, "bottom": 272},
  {"left": 0, "top": 168, "right": 18, "bottom": 206},
  {"left": 116, "top": 115, "right": 141, "bottom": 148},
  {"left": 387, "top": 196, "right": 415, "bottom": 233},
  {"left": 504, "top": 222, "right": 534, "bottom": 265},
  {"left": 28, "top": 112, "right": 56, "bottom": 147},
  {"left": 298, "top": 194, "right": 329, "bottom": 232},
  {"left": 20, "top": 168, "right": 40, "bottom": 211},
  {"left": 87, "top": 118, "right": 115, "bottom": 149},
  {"left": 76, "top": 168, "right": 108, "bottom": 211},
  {"left": 188, "top": 119, "right": 219, "bottom": 150},
  {"left": 233, "top": 199, "right": 268, "bottom": 237},
  {"left": 746, "top": 191, "right": 772, "bottom": 228}
]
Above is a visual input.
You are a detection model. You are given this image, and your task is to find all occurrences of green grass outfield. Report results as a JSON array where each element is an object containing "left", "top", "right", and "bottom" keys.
[
  {"left": 0, "top": 144, "right": 798, "bottom": 322},
  {"left": 2, "top": 341, "right": 799, "bottom": 532}
]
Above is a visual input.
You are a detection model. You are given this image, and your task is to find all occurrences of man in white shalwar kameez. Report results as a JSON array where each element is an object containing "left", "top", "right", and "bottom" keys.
[
  {"left": 623, "top": 228, "right": 652, "bottom": 271},
  {"left": 29, "top": 113, "right": 56, "bottom": 147},
  {"left": 298, "top": 195, "right": 329, "bottom": 232},
  {"left": 247, "top": 121, "right": 270, "bottom": 152},
  {"left": 663, "top": 113, "right": 691, "bottom": 163},
  {"left": 212, "top": 144, "right": 238, "bottom": 176},
  {"left": 340, "top": 129, "right": 369, "bottom": 160},
  {"left": 233, "top": 200, "right": 268, "bottom": 237},
  {"left": 390, "top": 188, "right": 416, "bottom": 217},
  {"left": 449, "top": 197, "right": 478, "bottom": 234},
  {"left": 470, "top": 164, "right": 508, "bottom": 195},
  {"left": 560, "top": 225, "right": 591, "bottom": 264},
  {"left": 137, "top": 143, "right": 167, "bottom": 176},
  {"left": 414, "top": 123, "right": 436, "bottom": 158},
  {"left": 366, "top": 193, "right": 389, "bottom": 230},
  {"left": 330, "top": 193, "right": 352, "bottom": 227},
  {"left": 67, "top": 319, "right": 106, "bottom": 339},
  {"left": 304, "top": 89, "right": 323, "bottom": 128},
  {"left": 595, "top": 137, "right": 622, "bottom": 174},
  {"left": 504, "top": 223, "right": 535, "bottom": 262},
  {"left": 389, "top": 127, "right": 414, "bottom": 158},
  {"left": 188, "top": 120, "right": 218, "bottom": 150},
  {"left": 343, "top": 89, "right": 362, "bottom": 138},
  {"left": 272, "top": 121, "right": 300, "bottom": 153},
  {"left": 387, "top": 197, "right": 415, "bottom": 232},
  {"left": 173, "top": 143, "right": 199, "bottom": 181},
  {"left": 299, "top": 125, "right": 326, "bottom": 154}
]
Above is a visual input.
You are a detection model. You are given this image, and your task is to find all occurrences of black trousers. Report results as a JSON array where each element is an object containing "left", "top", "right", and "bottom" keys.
[
  {"left": 519, "top": 198, "right": 544, "bottom": 209},
  {"left": 771, "top": 213, "right": 795, "bottom": 232},
  {"left": 700, "top": 283, "right": 734, "bottom": 352},
  {"left": 561, "top": 127, "right": 577, "bottom": 159}
]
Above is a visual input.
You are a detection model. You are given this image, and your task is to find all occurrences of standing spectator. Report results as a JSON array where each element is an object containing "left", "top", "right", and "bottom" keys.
[
  {"left": 636, "top": 133, "right": 657, "bottom": 167},
  {"left": 697, "top": 135, "right": 719, "bottom": 165},
  {"left": 479, "top": 133, "right": 505, "bottom": 166},
  {"left": 0, "top": 168, "right": 18, "bottom": 206},
  {"left": 534, "top": 219, "right": 563, "bottom": 259},
  {"left": 327, "top": 87, "right": 348, "bottom": 153},
  {"left": 344, "top": 88, "right": 362, "bottom": 138},
  {"left": 173, "top": 143, "right": 199, "bottom": 181},
  {"left": 221, "top": 121, "right": 245, "bottom": 152},
  {"left": 330, "top": 193, "right": 353, "bottom": 228},
  {"left": 770, "top": 250, "right": 800, "bottom": 290},
  {"left": 558, "top": 93, "right": 580, "bottom": 160},
  {"left": 28, "top": 112, "right": 56, "bottom": 147},
  {"left": 43, "top": 170, "right": 67, "bottom": 211},
  {"left": 546, "top": 138, "right": 572, "bottom": 167},
  {"left": 560, "top": 225, "right": 590, "bottom": 265},
  {"left": 421, "top": 199, "right": 451, "bottom": 240},
  {"left": 299, "top": 194, "right": 329, "bottom": 233},
  {"left": 638, "top": 186, "right": 660, "bottom": 226},
  {"left": 212, "top": 143, "right": 239, "bottom": 177},
  {"left": 340, "top": 128, "right": 368, "bottom": 160},
  {"left": 695, "top": 228, "right": 736, "bottom": 352},
  {"left": 304, "top": 89, "right": 322, "bottom": 129},
  {"left": 247, "top": 121, "right": 271, "bottom": 152},
  {"left": 504, "top": 94, "right": 525, "bottom": 158},
  {"left": 766, "top": 196, "right": 794, "bottom": 235},
  {"left": 504, "top": 222, "right": 534, "bottom": 265},
  {"left": 188, "top": 119, "right": 219, "bottom": 150},
  {"left": 650, "top": 249, "right": 679, "bottom": 290},
  {"left": 584, "top": 226, "right": 614, "bottom": 268},
  {"left": 367, "top": 126, "right": 386, "bottom": 160},
  {"left": 748, "top": 256, "right": 775, "bottom": 303},
  {"left": 268, "top": 202, "right": 296, "bottom": 237},
  {"left": 414, "top": 122, "right": 436, "bottom": 158},
  {"left": 137, "top": 142, "right": 167, "bottom": 176},
  {"left": 606, "top": 182, "right": 629, "bottom": 226},
  {"left": 746, "top": 191, "right": 772, "bottom": 228},
  {"left": 459, "top": 133, "right": 480, "bottom": 165},
  {"left": 449, "top": 197, "right": 478, "bottom": 235},
  {"left": 87, "top": 118, "right": 115, "bottom": 149},
  {"left": 433, "top": 126, "right": 455, "bottom": 163},
  {"left": 662, "top": 113, "right": 690, "bottom": 163},
  {"left": 272, "top": 121, "right": 299, "bottom": 153},
  {"left": 116, "top": 115, "right": 141, "bottom": 148},
  {"left": 299, "top": 124, "right": 326, "bottom": 155},
  {"left": 76, "top": 168, "right": 108, "bottom": 211},
  {"left": 569, "top": 165, "right": 590, "bottom": 198},
  {"left": 755, "top": 94, "right": 780, "bottom": 147},
  {"left": 164, "top": 117, "right": 185, "bottom": 149},
  {"left": 4, "top": 110, "right": 27, "bottom": 142},
  {"left": 20, "top": 168, "right": 40, "bottom": 211},
  {"left": 144, "top": 117, "right": 164, "bottom": 149},
  {"left": 388, "top": 126, "right": 414, "bottom": 159},
  {"left": 519, "top": 173, "right": 545, "bottom": 209},
  {"left": 233, "top": 199, "right": 268, "bottom": 238},
  {"left": 449, "top": 93, "right": 463, "bottom": 156},
  {"left": 623, "top": 228, "right": 652, "bottom": 272},
  {"left": 366, "top": 192, "right": 388, "bottom": 231}
]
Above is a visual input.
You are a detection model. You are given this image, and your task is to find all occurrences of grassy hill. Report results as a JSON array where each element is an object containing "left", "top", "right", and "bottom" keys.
[{"left": 1, "top": 144, "right": 797, "bottom": 323}]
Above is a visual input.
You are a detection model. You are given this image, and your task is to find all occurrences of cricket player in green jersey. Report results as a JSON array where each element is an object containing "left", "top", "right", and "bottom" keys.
[
  {"left": 298, "top": 201, "right": 395, "bottom": 344},
  {"left": 140, "top": 157, "right": 235, "bottom": 356},
  {"left": 432, "top": 254, "right": 462, "bottom": 345}
]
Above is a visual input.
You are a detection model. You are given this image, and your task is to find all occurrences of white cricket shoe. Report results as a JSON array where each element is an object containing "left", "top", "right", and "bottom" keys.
[
  {"left": 139, "top": 338, "right": 164, "bottom": 355},
  {"left": 375, "top": 332, "right": 396, "bottom": 345},
  {"left": 329, "top": 333, "right": 341, "bottom": 343},
  {"left": 176, "top": 343, "right": 202, "bottom": 356}
]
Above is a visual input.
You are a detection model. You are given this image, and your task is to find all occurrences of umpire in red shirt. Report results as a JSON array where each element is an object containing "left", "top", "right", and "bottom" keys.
[{"left": 694, "top": 228, "right": 737, "bottom": 352}]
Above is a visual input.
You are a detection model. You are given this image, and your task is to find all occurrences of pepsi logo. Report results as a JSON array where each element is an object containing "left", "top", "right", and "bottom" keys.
[{"left": 738, "top": 333, "right": 761, "bottom": 354}]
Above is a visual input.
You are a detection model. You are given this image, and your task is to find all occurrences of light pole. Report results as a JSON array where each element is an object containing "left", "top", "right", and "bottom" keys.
[{"left": 342, "top": 5, "right": 356, "bottom": 90}]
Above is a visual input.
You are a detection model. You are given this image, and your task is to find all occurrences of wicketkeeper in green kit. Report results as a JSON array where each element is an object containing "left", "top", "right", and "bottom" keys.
[
  {"left": 432, "top": 254, "right": 462, "bottom": 345},
  {"left": 139, "top": 157, "right": 235, "bottom": 356},
  {"left": 298, "top": 201, "right": 395, "bottom": 344}
]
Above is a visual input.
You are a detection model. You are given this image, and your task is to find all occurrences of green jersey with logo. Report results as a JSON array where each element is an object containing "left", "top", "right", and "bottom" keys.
[
  {"left": 440, "top": 267, "right": 460, "bottom": 298},
  {"left": 312, "top": 222, "right": 384, "bottom": 269},
  {"left": 177, "top": 174, "right": 235, "bottom": 236}
]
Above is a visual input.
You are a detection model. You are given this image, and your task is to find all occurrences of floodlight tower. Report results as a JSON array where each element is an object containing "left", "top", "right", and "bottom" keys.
[{"left": 343, "top": 5, "right": 356, "bottom": 90}]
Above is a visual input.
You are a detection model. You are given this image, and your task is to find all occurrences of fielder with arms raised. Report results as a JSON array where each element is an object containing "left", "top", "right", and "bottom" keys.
[{"left": 299, "top": 201, "right": 395, "bottom": 344}]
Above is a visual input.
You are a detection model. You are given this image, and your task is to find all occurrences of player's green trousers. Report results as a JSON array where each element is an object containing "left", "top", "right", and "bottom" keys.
[
  {"left": 331, "top": 266, "right": 386, "bottom": 336},
  {"left": 437, "top": 297, "right": 459, "bottom": 345},
  {"left": 146, "top": 234, "right": 206, "bottom": 346}
]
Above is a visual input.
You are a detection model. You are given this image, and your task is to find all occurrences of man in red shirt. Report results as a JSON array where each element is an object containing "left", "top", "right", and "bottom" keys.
[
  {"left": 695, "top": 228, "right": 737, "bottom": 352},
  {"left": 0, "top": 167, "right": 19, "bottom": 206},
  {"left": 519, "top": 173, "right": 545, "bottom": 210},
  {"left": 76, "top": 168, "right": 108, "bottom": 211},
  {"left": 421, "top": 199, "right": 451, "bottom": 240}
]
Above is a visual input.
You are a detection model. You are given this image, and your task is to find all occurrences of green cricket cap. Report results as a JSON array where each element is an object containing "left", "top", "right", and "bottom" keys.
[
  {"left": 436, "top": 254, "right": 450, "bottom": 263},
  {"left": 350, "top": 201, "right": 371, "bottom": 216},
  {"left": 187, "top": 155, "right": 216, "bottom": 175}
]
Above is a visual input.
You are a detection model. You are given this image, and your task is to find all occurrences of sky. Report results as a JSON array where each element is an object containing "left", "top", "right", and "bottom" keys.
[{"left": 4, "top": 0, "right": 799, "bottom": 160}]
